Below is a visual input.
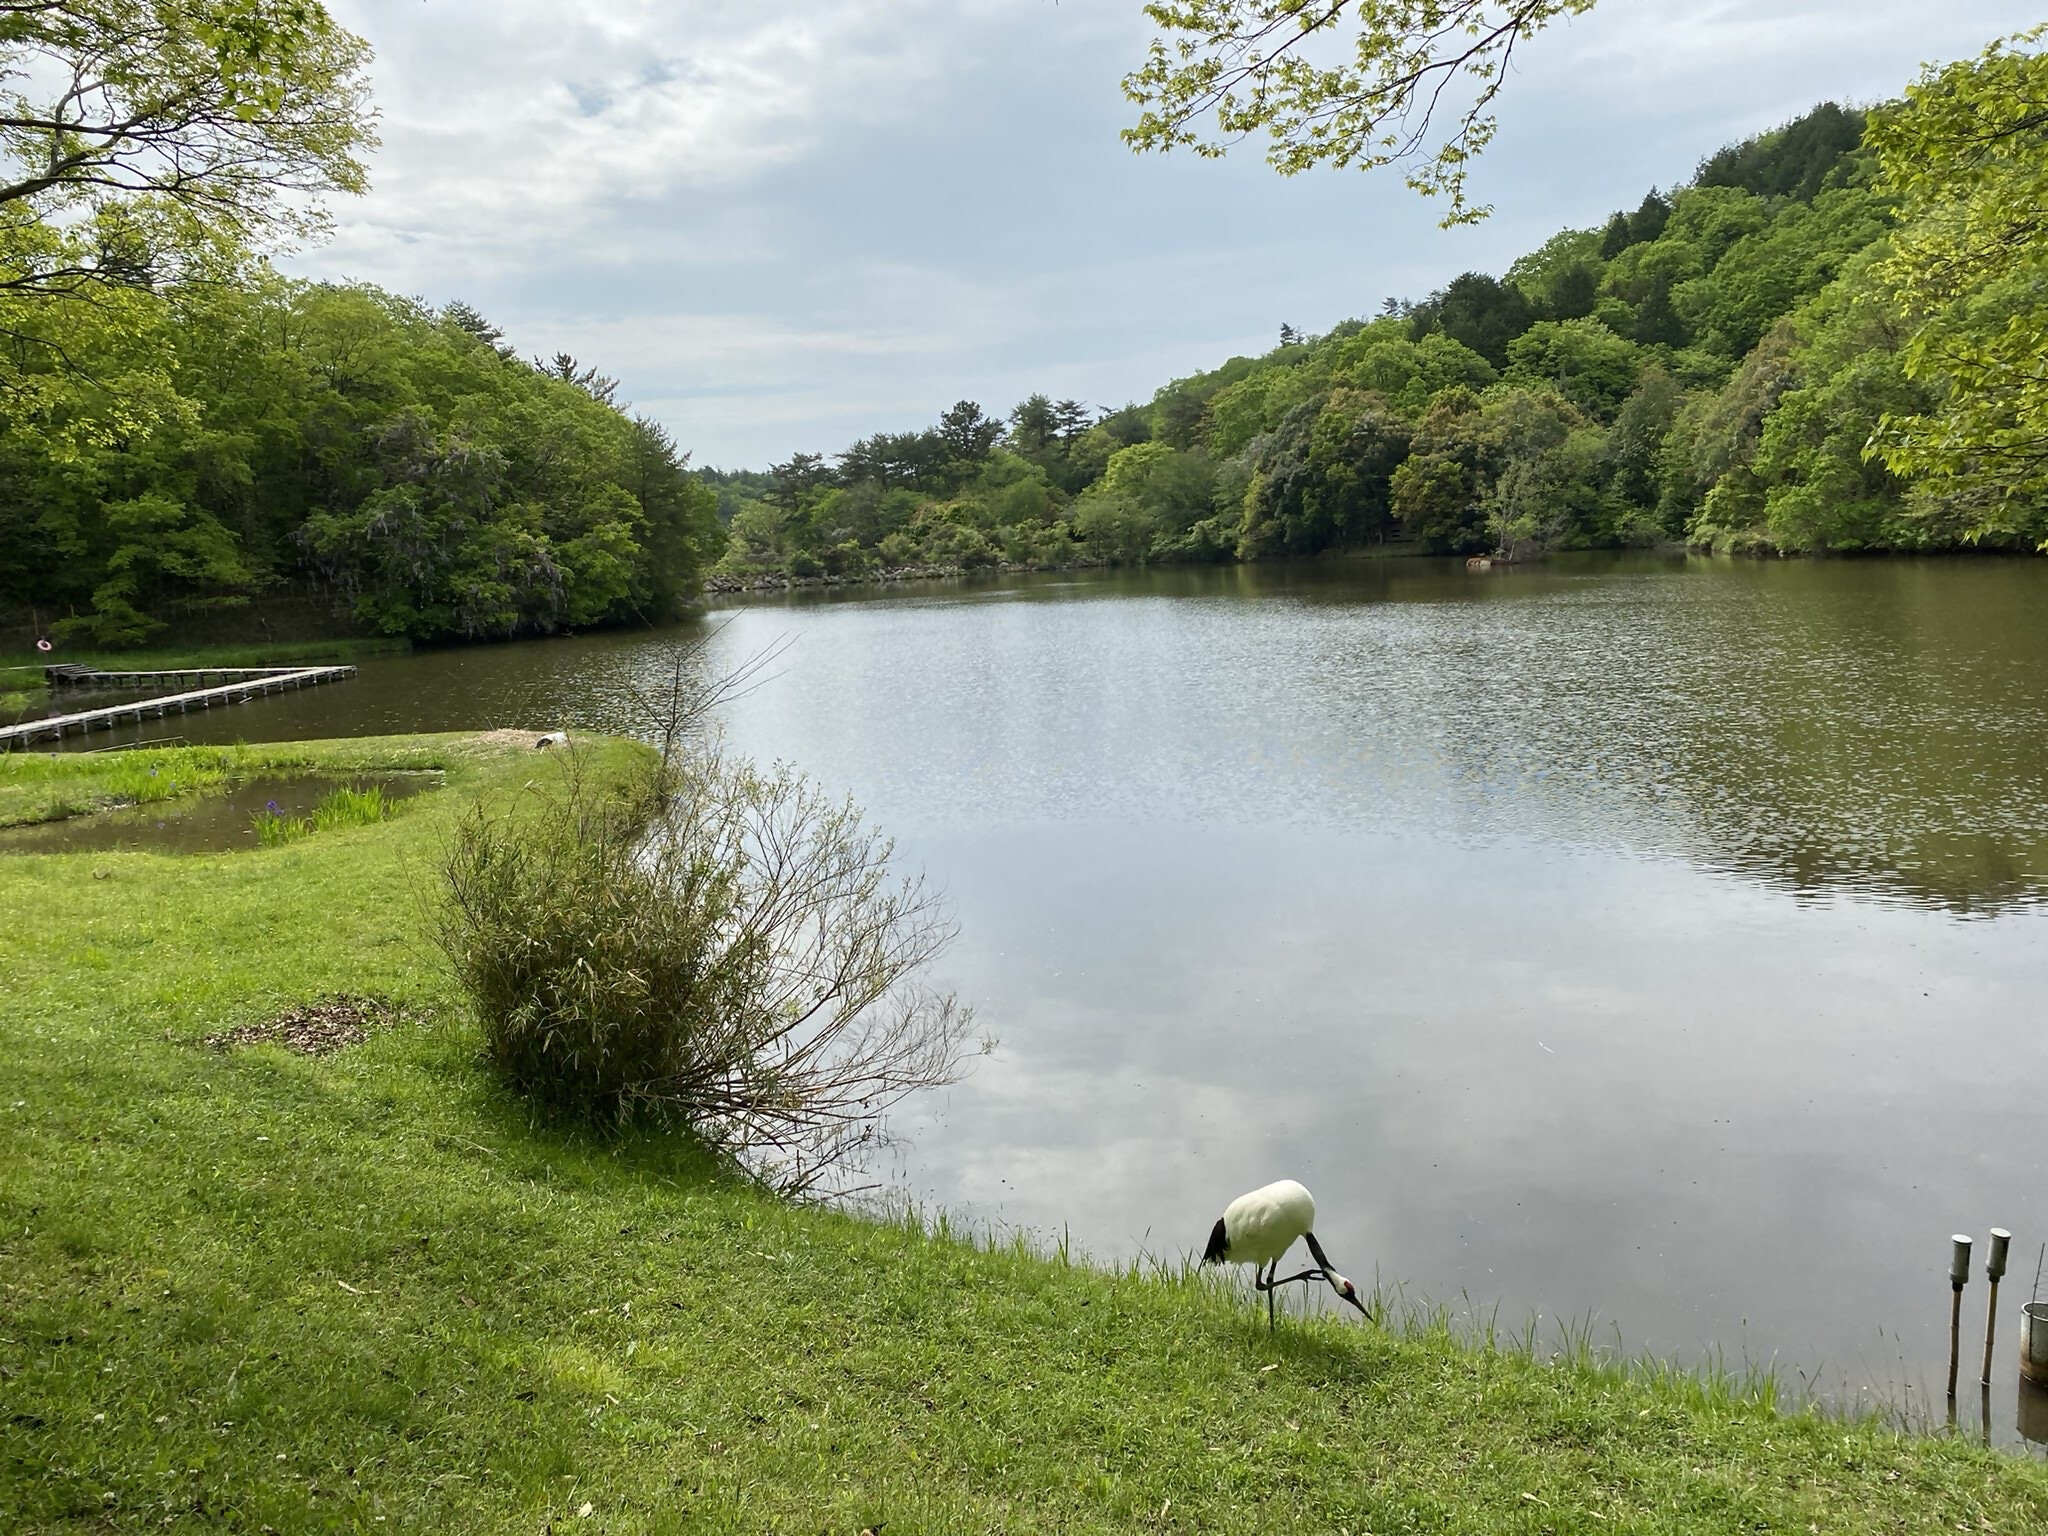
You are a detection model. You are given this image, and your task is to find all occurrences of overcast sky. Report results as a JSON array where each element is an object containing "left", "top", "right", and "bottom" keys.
[{"left": 293, "top": 2, "right": 2040, "bottom": 469}]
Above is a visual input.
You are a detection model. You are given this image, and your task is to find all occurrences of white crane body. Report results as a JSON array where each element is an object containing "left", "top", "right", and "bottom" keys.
[
  {"left": 1201, "top": 1177, "right": 1371, "bottom": 1328},
  {"left": 1207, "top": 1178, "right": 1317, "bottom": 1267}
]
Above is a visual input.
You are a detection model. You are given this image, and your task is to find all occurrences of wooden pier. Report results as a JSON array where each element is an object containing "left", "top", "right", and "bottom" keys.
[
  {"left": 43, "top": 664, "right": 336, "bottom": 690},
  {"left": 3, "top": 665, "right": 356, "bottom": 750}
]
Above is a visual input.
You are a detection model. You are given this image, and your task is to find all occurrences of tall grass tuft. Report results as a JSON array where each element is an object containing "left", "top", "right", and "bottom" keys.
[
  {"left": 311, "top": 783, "right": 388, "bottom": 831},
  {"left": 434, "top": 644, "right": 970, "bottom": 1198},
  {"left": 254, "top": 782, "right": 394, "bottom": 846}
]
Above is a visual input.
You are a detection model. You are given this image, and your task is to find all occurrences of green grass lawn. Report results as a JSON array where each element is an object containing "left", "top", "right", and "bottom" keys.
[{"left": 4, "top": 733, "right": 2045, "bottom": 1533}]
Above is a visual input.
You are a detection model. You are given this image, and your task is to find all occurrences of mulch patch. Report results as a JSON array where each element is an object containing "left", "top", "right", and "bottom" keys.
[{"left": 206, "top": 993, "right": 433, "bottom": 1056}]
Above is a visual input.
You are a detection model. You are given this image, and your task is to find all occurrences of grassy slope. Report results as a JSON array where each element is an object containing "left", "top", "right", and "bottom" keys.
[{"left": 3, "top": 735, "right": 2045, "bottom": 1535}]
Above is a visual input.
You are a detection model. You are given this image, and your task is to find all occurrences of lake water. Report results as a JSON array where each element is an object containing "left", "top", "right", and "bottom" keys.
[{"left": 65, "top": 553, "right": 2048, "bottom": 1447}]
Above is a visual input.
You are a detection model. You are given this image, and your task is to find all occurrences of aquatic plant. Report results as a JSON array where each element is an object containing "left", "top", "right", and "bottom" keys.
[{"left": 253, "top": 782, "right": 393, "bottom": 846}]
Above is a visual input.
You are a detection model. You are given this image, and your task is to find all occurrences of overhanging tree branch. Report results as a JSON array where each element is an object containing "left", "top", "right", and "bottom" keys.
[
  {"left": 1122, "top": 0, "right": 1598, "bottom": 225},
  {"left": 0, "top": 0, "right": 375, "bottom": 298}
]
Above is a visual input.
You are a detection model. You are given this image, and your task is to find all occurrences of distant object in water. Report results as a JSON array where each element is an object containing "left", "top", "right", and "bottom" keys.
[{"left": 1202, "top": 1178, "right": 1370, "bottom": 1329}]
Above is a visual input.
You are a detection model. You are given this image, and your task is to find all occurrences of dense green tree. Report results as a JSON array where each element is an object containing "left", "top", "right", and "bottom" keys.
[
  {"left": 1506, "top": 228, "right": 1602, "bottom": 304},
  {"left": 1866, "top": 27, "right": 2048, "bottom": 544},
  {"left": 1472, "top": 388, "right": 1607, "bottom": 558},
  {"left": 1696, "top": 102, "right": 1866, "bottom": 201},
  {"left": 1608, "top": 366, "right": 1684, "bottom": 531},
  {"left": 1504, "top": 319, "right": 1641, "bottom": 420},
  {"left": 1547, "top": 263, "right": 1599, "bottom": 322},
  {"left": 1302, "top": 390, "right": 1410, "bottom": 546},
  {"left": 766, "top": 453, "right": 832, "bottom": 512},
  {"left": 1599, "top": 210, "right": 1634, "bottom": 260},
  {"left": 937, "top": 401, "right": 1003, "bottom": 460},
  {"left": 1675, "top": 187, "right": 1891, "bottom": 358},
  {"left": 1632, "top": 278, "right": 1688, "bottom": 348},
  {"left": 1626, "top": 191, "right": 1674, "bottom": 246},
  {"left": 1390, "top": 388, "right": 1487, "bottom": 552},
  {"left": 0, "top": 280, "right": 718, "bottom": 641},
  {"left": 1408, "top": 272, "right": 1536, "bottom": 367},
  {"left": 837, "top": 429, "right": 957, "bottom": 493}
]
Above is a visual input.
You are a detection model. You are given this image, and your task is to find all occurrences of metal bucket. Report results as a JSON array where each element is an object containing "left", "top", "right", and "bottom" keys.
[
  {"left": 2019, "top": 1379, "right": 2048, "bottom": 1445},
  {"left": 2022, "top": 1302, "right": 2048, "bottom": 1386}
]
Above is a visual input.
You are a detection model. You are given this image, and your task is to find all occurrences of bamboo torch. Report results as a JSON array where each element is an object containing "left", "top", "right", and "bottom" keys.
[
  {"left": 1949, "top": 1234, "right": 1973, "bottom": 1399},
  {"left": 1982, "top": 1229, "right": 2011, "bottom": 1387}
]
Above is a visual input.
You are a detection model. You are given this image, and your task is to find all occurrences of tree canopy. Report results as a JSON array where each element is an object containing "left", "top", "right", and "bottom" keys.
[
  {"left": 1122, "top": 0, "right": 1597, "bottom": 224},
  {"left": 0, "top": 280, "right": 721, "bottom": 643},
  {"left": 1865, "top": 26, "right": 2048, "bottom": 539},
  {"left": 0, "top": 1, "right": 375, "bottom": 297}
]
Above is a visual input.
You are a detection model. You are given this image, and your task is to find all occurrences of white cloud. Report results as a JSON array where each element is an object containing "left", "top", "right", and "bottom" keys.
[
  {"left": 319, "top": 0, "right": 1013, "bottom": 272},
  {"left": 289, "top": 0, "right": 2044, "bottom": 465}
]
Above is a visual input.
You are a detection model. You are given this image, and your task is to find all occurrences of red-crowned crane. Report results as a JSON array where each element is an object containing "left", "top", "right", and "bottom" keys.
[{"left": 1202, "top": 1178, "right": 1372, "bottom": 1329}]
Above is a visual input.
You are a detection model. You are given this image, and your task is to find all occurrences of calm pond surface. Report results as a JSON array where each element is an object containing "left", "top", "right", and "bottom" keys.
[{"left": 92, "top": 553, "right": 2048, "bottom": 1446}]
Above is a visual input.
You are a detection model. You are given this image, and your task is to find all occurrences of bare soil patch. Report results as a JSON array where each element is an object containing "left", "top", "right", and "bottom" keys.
[{"left": 207, "top": 993, "right": 432, "bottom": 1056}]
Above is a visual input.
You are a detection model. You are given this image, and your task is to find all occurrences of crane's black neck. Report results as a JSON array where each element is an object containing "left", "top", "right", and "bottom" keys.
[{"left": 1304, "top": 1231, "right": 1336, "bottom": 1274}]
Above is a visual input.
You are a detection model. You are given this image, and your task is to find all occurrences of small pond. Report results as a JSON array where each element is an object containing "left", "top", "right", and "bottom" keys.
[{"left": 0, "top": 772, "right": 442, "bottom": 856}]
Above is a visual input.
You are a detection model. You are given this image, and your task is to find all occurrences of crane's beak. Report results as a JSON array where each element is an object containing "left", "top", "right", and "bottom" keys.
[{"left": 1331, "top": 1273, "right": 1371, "bottom": 1318}]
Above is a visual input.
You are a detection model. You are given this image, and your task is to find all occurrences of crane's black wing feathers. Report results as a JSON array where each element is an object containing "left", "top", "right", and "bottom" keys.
[{"left": 1202, "top": 1216, "right": 1229, "bottom": 1264}]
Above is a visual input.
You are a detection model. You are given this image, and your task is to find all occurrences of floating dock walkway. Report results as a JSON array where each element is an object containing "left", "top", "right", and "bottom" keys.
[{"left": 2, "top": 665, "right": 357, "bottom": 750}]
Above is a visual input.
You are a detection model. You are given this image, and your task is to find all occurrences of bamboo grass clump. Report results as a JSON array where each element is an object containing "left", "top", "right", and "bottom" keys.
[{"left": 433, "top": 644, "right": 971, "bottom": 1198}]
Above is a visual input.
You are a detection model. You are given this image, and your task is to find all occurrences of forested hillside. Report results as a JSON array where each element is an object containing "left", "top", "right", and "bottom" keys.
[
  {"left": 0, "top": 281, "right": 719, "bottom": 645},
  {"left": 7, "top": 16, "right": 2040, "bottom": 642},
  {"left": 716, "top": 58, "right": 2048, "bottom": 579}
]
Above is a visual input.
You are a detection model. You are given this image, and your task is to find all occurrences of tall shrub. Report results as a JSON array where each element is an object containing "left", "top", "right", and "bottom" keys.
[{"left": 436, "top": 664, "right": 969, "bottom": 1195}]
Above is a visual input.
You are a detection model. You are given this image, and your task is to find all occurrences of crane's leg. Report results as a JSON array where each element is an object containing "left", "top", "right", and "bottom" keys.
[{"left": 1248, "top": 1260, "right": 1280, "bottom": 1329}]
